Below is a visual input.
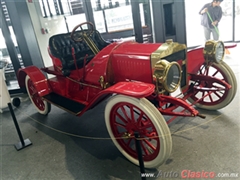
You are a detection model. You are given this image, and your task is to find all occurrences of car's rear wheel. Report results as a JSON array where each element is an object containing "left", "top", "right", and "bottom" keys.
[
  {"left": 105, "top": 95, "right": 172, "bottom": 168},
  {"left": 25, "top": 75, "right": 51, "bottom": 115},
  {"left": 188, "top": 62, "right": 237, "bottom": 110}
]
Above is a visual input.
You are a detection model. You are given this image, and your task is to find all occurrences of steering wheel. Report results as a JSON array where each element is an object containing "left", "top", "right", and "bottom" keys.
[{"left": 70, "top": 22, "right": 94, "bottom": 42}]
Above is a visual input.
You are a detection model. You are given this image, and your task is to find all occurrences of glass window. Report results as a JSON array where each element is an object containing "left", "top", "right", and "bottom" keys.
[
  {"left": 91, "top": 0, "right": 134, "bottom": 33},
  {"left": 63, "top": 0, "right": 87, "bottom": 32},
  {"left": 185, "top": 0, "right": 233, "bottom": 47},
  {"left": 0, "top": 28, "right": 24, "bottom": 90},
  {"left": 104, "top": 3, "right": 145, "bottom": 32},
  {"left": 104, "top": 5, "right": 133, "bottom": 32},
  {"left": 93, "top": 11, "right": 106, "bottom": 33},
  {"left": 91, "top": 0, "right": 148, "bottom": 41},
  {"left": 185, "top": 0, "right": 209, "bottom": 47},
  {"left": 65, "top": 14, "right": 87, "bottom": 32},
  {"left": 1, "top": 0, "right": 25, "bottom": 91},
  {"left": 235, "top": 0, "right": 240, "bottom": 41},
  {"left": 39, "top": 0, "right": 84, "bottom": 18},
  {"left": 139, "top": 0, "right": 153, "bottom": 43},
  {"left": 39, "top": 0, "right": 63, "bottom": 17},
  {"left": 218, "top": 0, "right": 233, "bottom": 41}
]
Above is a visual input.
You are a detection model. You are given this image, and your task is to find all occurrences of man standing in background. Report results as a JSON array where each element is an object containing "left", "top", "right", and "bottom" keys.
[{"left": 199, "top": 0, "right": 223, "bottom": 41}]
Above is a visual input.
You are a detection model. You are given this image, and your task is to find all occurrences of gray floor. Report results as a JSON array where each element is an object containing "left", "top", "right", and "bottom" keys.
[{"left": 1, "top": 45, "right": 240, "bottom": 180}]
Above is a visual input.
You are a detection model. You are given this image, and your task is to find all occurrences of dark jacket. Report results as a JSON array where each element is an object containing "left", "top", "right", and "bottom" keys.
[{"left": 199, "top": 3, "right": 222, "bottom": 28}]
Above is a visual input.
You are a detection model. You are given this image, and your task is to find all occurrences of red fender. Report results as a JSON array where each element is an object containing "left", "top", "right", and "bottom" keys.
[
  {"left": 187, "top": 43, "right": 237, "bottom": 72},
  {"left": 224, "top": 43, "right": 237, "bottom": 49},
  {"left": 18, "top": 66, "right": 51, "bottom": 96},
  {"left": 78, "top": 81, "right": 155, "bottom": 116}
]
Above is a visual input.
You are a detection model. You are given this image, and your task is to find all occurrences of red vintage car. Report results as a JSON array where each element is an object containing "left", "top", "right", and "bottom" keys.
[{"left": 17, "top": 22, "right": 237, "bottom": 168}]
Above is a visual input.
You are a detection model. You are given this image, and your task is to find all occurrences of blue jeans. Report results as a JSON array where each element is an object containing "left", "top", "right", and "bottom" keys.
[{"left": 203, "top": 26, "right": 219, "bottom": 41}]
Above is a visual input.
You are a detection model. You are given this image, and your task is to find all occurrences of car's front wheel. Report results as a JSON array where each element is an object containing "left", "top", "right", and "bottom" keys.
[
  {"left": 188, "top": 62, "right": 237, "bottom": 110},
  {"left": 105, "top": 95, "right": 172, "bottom": 168},
  {"left": 25, "top": 75, "right": 51, "bottom": 115}
]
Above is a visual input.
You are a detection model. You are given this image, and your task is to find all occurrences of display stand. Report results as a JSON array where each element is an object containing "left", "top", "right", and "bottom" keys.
[
  {"left": 1, "top": 70, "right": 32, "bottom": 150},
  {"left": 134, "top": 132, "right": 146, "bottom": 180},
  {"left": 8, "top": 102, "right": 32, "bottom": 150}
]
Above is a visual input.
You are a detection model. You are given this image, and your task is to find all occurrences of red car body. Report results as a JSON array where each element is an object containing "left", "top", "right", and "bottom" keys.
[{"left": 17, "top": 22, "right": 237, "bottom": 168}]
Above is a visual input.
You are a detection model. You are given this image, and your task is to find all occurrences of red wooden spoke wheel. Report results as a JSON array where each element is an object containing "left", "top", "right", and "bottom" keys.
[
  {"left": 105, "top": 95, "right": 172, "bottom": 168},
  {"left": 188, "top": 62, "right": 237, "bottom": 110},
  {"left": 25, "top": 75, "right": 51, "bottom": 115}
]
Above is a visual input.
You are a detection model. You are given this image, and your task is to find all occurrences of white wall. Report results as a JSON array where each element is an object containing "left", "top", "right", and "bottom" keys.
[{"left": 26, "top": 0, "right": 67, "bottom": 67}]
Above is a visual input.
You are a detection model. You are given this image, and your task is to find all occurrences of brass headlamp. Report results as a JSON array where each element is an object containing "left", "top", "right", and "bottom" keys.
[
  {"left": 204, "top": 40, "right": 225, "bottom": 63},
  {"left": 153, "top": 60, "right": 181, "bottom": 93}
]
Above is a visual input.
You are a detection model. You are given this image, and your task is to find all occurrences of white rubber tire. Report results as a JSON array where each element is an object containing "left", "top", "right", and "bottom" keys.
[
  {"left": 105, "top": 95, "right": 172, "bottom": 168},
  {"left": 221, "top": 61, "right": 237, "bottom": 102},
  {"left": 25, "top": 75, "right": 51, "bottom": 115},
  {"left": 188, "top": 62, "right": 237, "bottom": 110}
]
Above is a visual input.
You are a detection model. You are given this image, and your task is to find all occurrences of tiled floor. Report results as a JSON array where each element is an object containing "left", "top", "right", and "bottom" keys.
[{"left": 0, "top": 44, "right": 239, "bottom": 180}]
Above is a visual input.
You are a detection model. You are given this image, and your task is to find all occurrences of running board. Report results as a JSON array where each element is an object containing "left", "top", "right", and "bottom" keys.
[{"left": 43, "top": 93, "right": 86, "bottom": 116}]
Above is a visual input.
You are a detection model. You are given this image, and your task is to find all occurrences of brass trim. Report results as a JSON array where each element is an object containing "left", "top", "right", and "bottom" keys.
[
  {"left": 150, "top": 39, "right": 186, "bottom": 94},
  {"left": 204, "top": 40, "right": 225, "bottom": 63},
  {"left": 83, "top": 34, "right": 100, "bottom": 55},
  {"left": 182, "top": 60, "right": 186, "bottom": 65},
  {"left": 153, "top": 60, "right": 182, "bottom": 93},
  {"left": 99, "top": 76, "right": 110, "bottom": 89},
  {"left": 150, "top": 39, "right": 187, "bottom": 69}
]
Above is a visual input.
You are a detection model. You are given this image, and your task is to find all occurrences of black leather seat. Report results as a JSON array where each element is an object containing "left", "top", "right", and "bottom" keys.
[{"left": 49, "top": 30, "right": 110, "bottom": 76}]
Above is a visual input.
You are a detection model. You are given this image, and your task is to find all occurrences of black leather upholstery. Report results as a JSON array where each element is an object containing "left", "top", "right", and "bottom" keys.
[{"left": 49, "top": 30, "right": 110, "bottom": 75}]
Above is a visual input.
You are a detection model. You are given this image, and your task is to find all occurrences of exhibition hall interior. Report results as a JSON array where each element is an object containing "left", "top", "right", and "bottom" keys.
[{"left": 0, "top": 0, "right": 239, "bottom": 179}]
